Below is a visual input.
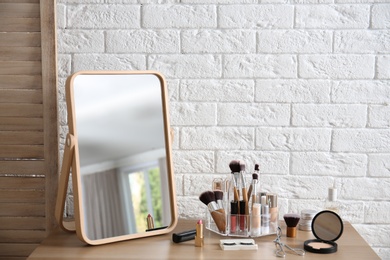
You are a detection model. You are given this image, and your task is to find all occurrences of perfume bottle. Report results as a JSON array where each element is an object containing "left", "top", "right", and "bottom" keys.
[{"left": 324, "top": 181, "right": 342, "bottom": 216}]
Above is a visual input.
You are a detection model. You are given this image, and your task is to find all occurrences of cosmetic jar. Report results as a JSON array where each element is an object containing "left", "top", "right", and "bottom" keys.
[
  {"left": 304, "top": 210, "right": 343, "bottom": 254},
  {"left": 298, "top": 209, "right": 317, "bottom": 231}
]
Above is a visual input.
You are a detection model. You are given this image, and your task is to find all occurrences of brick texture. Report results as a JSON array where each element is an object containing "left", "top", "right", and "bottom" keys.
[{"left": 57, "top": 1, "right": 390, "bottom": 258}]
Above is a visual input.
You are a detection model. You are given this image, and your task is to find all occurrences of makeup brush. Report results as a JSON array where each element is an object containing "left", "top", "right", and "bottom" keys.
[
  {"left": 247, "top": 164, "right": 259, "bottom": 201},
  {"left": 229, "top": 160, "right": 241, "bottom": 173},
  {"left": 248, "top": 174, "right": 259, "bottom": 209},
  {"left": 199, "top": 191, "right": 226, "bottom": 232},
  {"left": 283, "top": 213, "right": 301, "bottom": 238},
  {"left": 239, "top": 161, "right": 249, "bottom": 216},
  {"left": 229, "top": 160, "right": 241, "bottom": 202},
  {"left": 214, "top": 190, "right": 224, "bottom": 210}
]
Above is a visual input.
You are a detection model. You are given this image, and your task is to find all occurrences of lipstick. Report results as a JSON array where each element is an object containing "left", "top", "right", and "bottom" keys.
[
  {"left": 230, "top": 201, "right": 238, "bottom": 234},
  {"left": 146, "top": 213, "right": 154, "bottom": 230},
  {"left": 195, "top": 220, "right": 204, "bottom": 247}
]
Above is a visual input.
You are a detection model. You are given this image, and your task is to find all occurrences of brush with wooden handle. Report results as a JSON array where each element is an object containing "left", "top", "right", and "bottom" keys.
[{"left": 199, "top": 191, "right": 226, "bottom": 233}]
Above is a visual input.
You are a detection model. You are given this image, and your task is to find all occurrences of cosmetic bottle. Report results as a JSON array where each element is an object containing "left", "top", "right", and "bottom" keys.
[
  {"left": 250, "top": 203, "right": 261, "bottom": 236},
  {"left": 266, "top": 193, "right": 278, "bottom": 233},
  {"left": 324, "top": 182, "right": 343, "bottom": 216},
  {"left": 299, "top": 209, "right": 317, "bottom": 231},
  {"left": 261, "top": 204, "right": 270, "bottom": 235}
]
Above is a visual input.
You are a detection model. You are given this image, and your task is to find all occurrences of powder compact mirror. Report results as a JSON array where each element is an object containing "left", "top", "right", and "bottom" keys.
[{"left": 304, "top": 210, "right": 344, "bottom": 254}]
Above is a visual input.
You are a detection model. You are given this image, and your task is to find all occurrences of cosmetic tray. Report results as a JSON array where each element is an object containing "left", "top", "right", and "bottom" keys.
[{"left": 206, "top": 211, "right": 277, "bottom": 238}]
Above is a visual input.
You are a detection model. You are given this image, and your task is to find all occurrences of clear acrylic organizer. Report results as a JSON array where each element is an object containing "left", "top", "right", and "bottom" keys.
[{"left": 205, "top": 208, "right": 278, "bottom": 237}]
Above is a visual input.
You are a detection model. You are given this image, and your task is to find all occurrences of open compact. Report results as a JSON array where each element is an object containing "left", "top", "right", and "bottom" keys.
[{"left": 304, "top": 210, "right": 344, "bottom": 254}]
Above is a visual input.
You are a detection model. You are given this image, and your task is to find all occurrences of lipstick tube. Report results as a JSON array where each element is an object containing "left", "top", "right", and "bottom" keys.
[
  {"left": 230, "top": 201, "right": 238, "bottom": 234},
  {"left": 195, "top": 220, "right": 204, "bottom": 247},
  {"left": 239, "top": 200, "right": 247, "bottom": 233},
  {"left": 147, "top": 214, "right": 154, "bottom": 230}
]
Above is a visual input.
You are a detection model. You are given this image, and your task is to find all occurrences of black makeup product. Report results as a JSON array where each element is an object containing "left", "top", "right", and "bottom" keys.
[
  {"left": 146, "top": 226, "right": 168, "bottom": 232},
  {"left": 304, "top": 210, "right": 344, "bottom": 254},
  {"left": 172, "top": 229, "right": 196, "bottom": 243}
]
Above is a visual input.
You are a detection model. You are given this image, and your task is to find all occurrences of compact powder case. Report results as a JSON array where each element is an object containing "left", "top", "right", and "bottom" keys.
[{"left": 304, "top": 210, "right": 344, "bottom": 254}]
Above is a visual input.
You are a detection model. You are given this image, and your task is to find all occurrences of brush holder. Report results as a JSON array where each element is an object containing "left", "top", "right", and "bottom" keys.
[{"left": 205, "top": 209, "right": 278, "bottom": 237}]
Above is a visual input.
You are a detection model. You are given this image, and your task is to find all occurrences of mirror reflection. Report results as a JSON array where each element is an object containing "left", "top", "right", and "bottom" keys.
[
  {"left": 72, "top": 73, "right": 172, "bottom": 240},
  {"left": 312, "top": 211, "right": 343, "bottom": 241}
]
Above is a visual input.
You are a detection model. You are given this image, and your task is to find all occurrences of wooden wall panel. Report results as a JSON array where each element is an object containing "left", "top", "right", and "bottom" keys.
[
  {"left": 0, "top": 104, "right": 43, "bottom": 118},
  {"left": 0, "top": 32, "right": 41, "bottom": 47},
  {"left": 0, "top": 161, "right": 44, "bottom": 175},
  {"left": 0, "top": 217, "right": 46, "bottom": 230},
  {"left": 0, "top": 18, "right": 41, "bottom": 32},
  {"left": 0, "top": 46, "right": 42, "bottom": 61},
  {"left": 0, "top": 203, "right": 45, "bottom": 217},
  {"left": 0, "top": 177, "right": 45, "bottom": 189},
  {"left": 0, "top": 61, "right": 42, "bottom": 74},
  {"left": 0, "top": 75, "right": 42, "bottom": 89},
  {"left": 0, "top": 117, "right": 43, "bottom": 131},
  {"left": 0, "top": 89, "right": 43, "bottom": 103},
  {"left": 0, "top": 0, "right": 58, "bottom": 259}
]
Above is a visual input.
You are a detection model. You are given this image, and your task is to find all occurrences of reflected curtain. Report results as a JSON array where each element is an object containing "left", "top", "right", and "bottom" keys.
[{"left": 82, "top": 169, "right": 127, "bottom": 239}]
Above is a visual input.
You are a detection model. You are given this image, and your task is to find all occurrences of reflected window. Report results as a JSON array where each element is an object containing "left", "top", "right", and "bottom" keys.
[{"left": 121, "top": 162, "right": 163, "bottom": 233}]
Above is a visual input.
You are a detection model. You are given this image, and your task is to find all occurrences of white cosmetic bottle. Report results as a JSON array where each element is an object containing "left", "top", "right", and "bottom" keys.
[{"left": 324, "top": 181, "right": 343, "bottom": 217}]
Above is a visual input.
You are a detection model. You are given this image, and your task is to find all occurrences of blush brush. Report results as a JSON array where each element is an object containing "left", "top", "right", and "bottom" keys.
[
  {"left": 283, "top": 213, "right": 301, "bottom": 238},
  {"left": 199, "top": 191, "right": 226, "bottom": 233},
  {"left": 214, "top": 190, "right": 224, "bottom": 210}
]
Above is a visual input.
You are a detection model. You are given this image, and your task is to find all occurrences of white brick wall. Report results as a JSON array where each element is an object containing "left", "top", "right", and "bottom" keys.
[{"left": 57, "top": 1, "right": 390, "bottom": 258}]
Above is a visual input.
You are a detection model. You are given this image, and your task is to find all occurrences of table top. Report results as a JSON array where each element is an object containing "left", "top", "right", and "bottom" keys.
[{"left": 28, "top": 219, "right": 379, "bottom": 260}]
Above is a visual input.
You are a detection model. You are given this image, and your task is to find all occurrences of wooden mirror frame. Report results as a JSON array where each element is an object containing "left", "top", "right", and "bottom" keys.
[{"left": 55, "top": 71, "right": 178, "bottom": 245}]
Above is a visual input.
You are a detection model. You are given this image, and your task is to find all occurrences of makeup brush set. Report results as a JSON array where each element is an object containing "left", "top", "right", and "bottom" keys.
[{"left": 199, "top": 160, "right": 279, "bottom": 237}]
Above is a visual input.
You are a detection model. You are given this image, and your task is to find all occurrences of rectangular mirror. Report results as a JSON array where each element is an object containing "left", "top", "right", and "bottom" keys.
[{"left": 56, "top": 71, "right": 177, "bottom": 245}]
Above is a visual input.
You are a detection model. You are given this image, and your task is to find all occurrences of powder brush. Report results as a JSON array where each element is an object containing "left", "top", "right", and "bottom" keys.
[
  {"left": 199, "top": 191, "right": 226, "bottom": 232},
  {"left": 214, "top": 190, "right": 224, "bottom": 210},
  {"left": 229, "top": 160, "right": 241, "bottom": 173},
  {"left": 283, "top": 213, "right": 301, "bottom": 238}
]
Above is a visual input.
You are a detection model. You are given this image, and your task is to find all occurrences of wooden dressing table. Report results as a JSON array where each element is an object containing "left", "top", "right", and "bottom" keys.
[{"left": 28, "top": 219, "right": 379, "bottom": 259}]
